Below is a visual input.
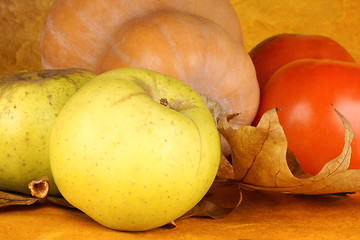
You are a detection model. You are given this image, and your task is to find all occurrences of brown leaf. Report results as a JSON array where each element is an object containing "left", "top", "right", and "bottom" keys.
[
  {"left": 216, "top": 154, "right": 234, "bottom": 180},
  {"left": 161, "top": 221, "right": 177, "bottom": 229},
  {"left": 0, "top": 191, "right": 42, "bottom": 208},
  {"left": 176, "top": 153, "right": 241, "bottom": 221},
  {"left": 0, "top": 177, "right": 51, "bottom": 207},
  {"left": 218, "top": 107, "right": 360, "bottom": 195},
  {"left": 179, "top": 181, "right": 242, "bottom": 220},
  {"left": 161, "top": 154, "right": 239, "bottom": 226},
  {"left": 46, "top": 196, "right": 74, "bottom": 208},
  {"left": 0, "top": 177, "right": 73, "bottom": 208}
]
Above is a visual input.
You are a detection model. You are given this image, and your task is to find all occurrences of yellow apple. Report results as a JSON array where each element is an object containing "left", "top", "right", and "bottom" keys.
[
  {"left": 0, "top": 68, "right": 96, "bottom": 196},
  {"left": 50, "top": 67, "right": 221, "bottom": 231}
]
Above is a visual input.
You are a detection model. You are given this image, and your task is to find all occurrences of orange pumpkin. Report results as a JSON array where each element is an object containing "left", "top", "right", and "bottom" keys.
[
  {"left": 41, "top": 0, "right": 243, "bottom": 70},
  {"left": 41, "top": 0, "right": 259, "bottom": 131}
]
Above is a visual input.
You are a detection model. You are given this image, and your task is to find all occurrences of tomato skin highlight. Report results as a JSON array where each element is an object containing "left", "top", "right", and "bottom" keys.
[{"left": 254, "top": 59, "right": 360, "bottom": 175}]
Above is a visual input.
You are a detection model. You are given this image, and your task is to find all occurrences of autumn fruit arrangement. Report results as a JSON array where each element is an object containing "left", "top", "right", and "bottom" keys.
[
  {"left": 1, "top": 0, "right": 360, "bottom": 233},
  {"left": 1, "top": 0, "right": 255, "bottom": 231}
]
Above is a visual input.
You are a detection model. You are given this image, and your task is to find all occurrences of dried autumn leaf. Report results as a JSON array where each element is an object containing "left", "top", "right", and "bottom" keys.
[
  {"left": 161, "top": 221, "right": 177, "bottom": 229},
  {"left": 0, "top": 177, "right": 50, "bottom": 208},
  {"left": 218, "top": 107, "right": 360, "bottom": 195},
  {"left": 216, "top": 154, "right": 234, "bottom": 180},
  {"left": 46, "top": 196, "right": 74, "bottom": 208},
  {"left": 179, "top": 181, "right": 242, "bottom": 220},
  {"left": 176, "top": 153, "right": 240, "bottom": 221},
  {"left": 0, "top": 177, "right": 73, "bottom": 208},
  {"left": 0, "top": 191, "right": 42, "bottom": 208}
]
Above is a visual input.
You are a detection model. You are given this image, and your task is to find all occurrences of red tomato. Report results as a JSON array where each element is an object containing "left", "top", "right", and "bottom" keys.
[
  {"left": 254, "top": 59, "right": 360, "bottom": 175},
  {"left": 249, "top": 33, "right": 355, "bottom": 91}
]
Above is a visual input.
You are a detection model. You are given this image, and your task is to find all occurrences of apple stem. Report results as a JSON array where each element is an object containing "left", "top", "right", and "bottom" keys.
[
  {"left": 159, "top": 98, "right": 169, "bottom": 107},
  {"left": 28, "top": 177, "right": 50, "bottom": 199}
]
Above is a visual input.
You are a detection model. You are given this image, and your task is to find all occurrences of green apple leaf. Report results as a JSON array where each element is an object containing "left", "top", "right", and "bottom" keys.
[{"left": 218, "top": 107, "right": 360, "bottom": 195}]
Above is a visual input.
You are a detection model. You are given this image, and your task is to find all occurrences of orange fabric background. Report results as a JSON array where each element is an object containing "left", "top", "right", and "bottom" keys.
[
  {"left": 232, "top": 0, "right": 360, "bottom": 62},
  {"left": 1, "top": 0, "right": 360, "bottom": 239},
  {"left": 2, "top": 190, "right": 360, "bottom": 239}
]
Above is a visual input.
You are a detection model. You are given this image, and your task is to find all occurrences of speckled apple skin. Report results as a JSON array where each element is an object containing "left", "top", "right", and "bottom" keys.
[
  {"left": 0, "top": 69, "right": 95, "bottom": 196},
  {"left": 50, "top": 68, "right": 221, "bottom": 231}
]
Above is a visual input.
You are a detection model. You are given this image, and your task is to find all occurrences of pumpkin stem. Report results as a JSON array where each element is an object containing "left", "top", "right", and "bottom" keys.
[{"left": 199, "top": 93, "right": 221, "bottom": 124}]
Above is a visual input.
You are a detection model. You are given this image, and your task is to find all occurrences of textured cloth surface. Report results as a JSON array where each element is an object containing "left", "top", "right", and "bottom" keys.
[{"left": 1, "top": 190, "right": 360, "bottom": 239}]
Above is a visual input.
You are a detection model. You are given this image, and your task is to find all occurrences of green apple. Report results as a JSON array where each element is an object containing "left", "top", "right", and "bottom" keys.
[
  {"left": 0, "top": 68, "right": 96, "bottom": 196},
  {"left": 50, "top": 67, "right": 221, "bottom": 231}
]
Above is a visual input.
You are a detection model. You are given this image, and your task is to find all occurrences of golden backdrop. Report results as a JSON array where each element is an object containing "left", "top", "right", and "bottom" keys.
[{"left": 1, "top": 0, "right": 360, "bottom": 74}]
